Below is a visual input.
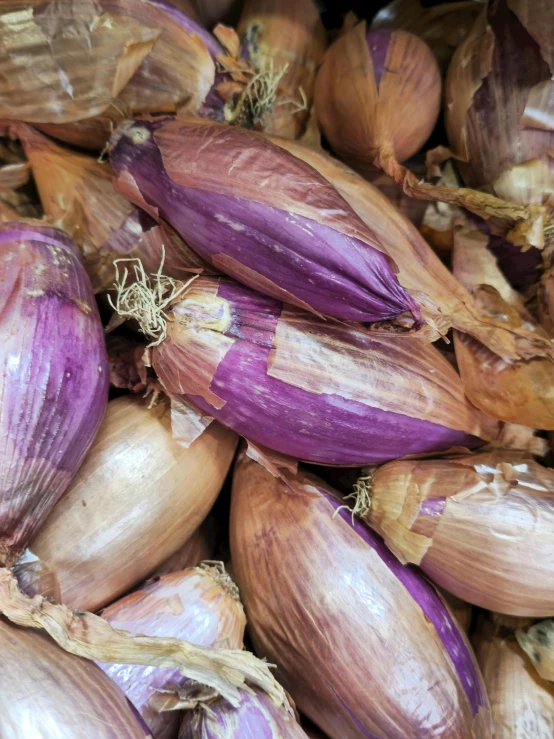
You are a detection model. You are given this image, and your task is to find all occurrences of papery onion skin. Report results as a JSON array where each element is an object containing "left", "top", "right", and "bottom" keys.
[
  {"left": 445, "top": 0, "right": 554, "bottom": 200},
  {"left": 180, "top": 687, "right": 307, "bottom": 738},
  {"left": 474, "top": 615, "right": 554, "bottom": 738},
  {"left": 99, "top": 566, "right": 245, "bottom": 739},
  {"left": 0, "top": 619, "right": 152, "bottom": 738},
  {"left": 109, "top": 117, "right": 420, "bottom": 325},
  {"left": 30, "top": 394, "right": 238, "bottom": 611},
  {"left": 149, "top": 276, "right": 491, "bottom": 467},
  {"left": 230, "top": 452, "right": 491, "bottom": 739},
  {"left": 315, "top": 23, "right": 441, "bottom": 175},
  {"left": 366, "top": 451, "right": 554, "bottom": 616},
  {"left": 11, "top": 123, "right": 210, "bottom": 293},
  {"left": 0, "top": 221, "right": 108, "bottom": 567}
]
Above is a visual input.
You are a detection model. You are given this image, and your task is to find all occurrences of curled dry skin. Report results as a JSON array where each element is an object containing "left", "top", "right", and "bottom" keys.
[
  {"left": 0, "top": 567, "right": 286, "bottom": 709},
  {"left": 99, "top": 564, "right": 246, "bottom": 739},
  {"left": 474, "top": 615, "right": 554, "bottom": 739},
  {"left": 363, "top": 450, "right": 554, "bottom": 616}
]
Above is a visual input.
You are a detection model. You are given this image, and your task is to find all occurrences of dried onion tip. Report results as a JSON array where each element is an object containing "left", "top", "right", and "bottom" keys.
[
  {"left": 30, "top": 394, "right": 238, "bottom": 611},
  {"left": 99, "top": 564, "right": 246, "bottom": 739},
  {"left": 315, "top": 23, "right": 441, "bottom": 176},
  {"left": 109, "top": 117, "right": 421, "bottom": 326},
  {"left": 230, "top": 451, "right": 491, "bottom": 738},
  {"left": 0, "top": 221, "right": 108, "bottom": 567},
  {"left": 115, "top": 271, "right": 497, "bottom": 466},
  {"left": 360, "top": 450, "right": 554, "bottom": 616}
]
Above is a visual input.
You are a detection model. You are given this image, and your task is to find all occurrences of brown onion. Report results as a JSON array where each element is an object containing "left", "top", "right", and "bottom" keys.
[
  {"left": 371, "top": 0, "right": 482, "bottom": 73},
  {"left": 230, "top": 450, "right": 491, "bottom": 738},
  {"left": 0, "top": 619, "right": 151, "bottom": 737},
  {"left": 315, "top": 22, "right": 441, "bottom": 175},
  {"left": 474, "top": 615, "right": 554, "bottom": 738},
  {"left": 237, "top": 0, "right": 327, "bottom": 139},
  {"left": 361, "top": 450, "right": 554, "bottom": 616},
  {"left": 149, "top": 519, "right": 215, "bottom": 579},
  {"left": 29, "top": 394, "right": 237, "bottom": 611}
]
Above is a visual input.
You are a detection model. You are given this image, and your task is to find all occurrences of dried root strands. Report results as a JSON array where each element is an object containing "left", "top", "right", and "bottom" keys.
[{"left": 236, "top": 0, "right": 327, "bottom": 139}]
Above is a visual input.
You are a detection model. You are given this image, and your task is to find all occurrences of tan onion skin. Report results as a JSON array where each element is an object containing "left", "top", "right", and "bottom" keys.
[
  {"left": 315, "top": 24, "right": 441, "bottom": 175},
  {"left": 148, "top": 520, "right": 214, "bottom": 579},
  {"left": 30, "top": 394, "right": 237, "bottom": 612},
  {"left": 474, "top": 616, "right": 554, "bottom": 738},
  {"left": 0, "top": 620, "right": 150, "bottom": 738},
  {"left": 230, "top": 451, "right": 490, "bottom": 739},
  {"left": 367, "top": 451, "right": 554, "bottom": 616}
]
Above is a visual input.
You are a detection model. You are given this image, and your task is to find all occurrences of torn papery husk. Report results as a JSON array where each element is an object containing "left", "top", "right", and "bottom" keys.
[{"left": 0, "top": 567, "right": 284, "bottom": 708}]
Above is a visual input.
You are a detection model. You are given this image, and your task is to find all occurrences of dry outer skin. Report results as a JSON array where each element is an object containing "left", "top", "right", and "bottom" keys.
[
  {"left": 474, "top": 617, "right": 554, "bottom": 738},
  {"left": 0, "top": 567, "right": 285, "bottom": 709},
  {"left": 269, "top": 134, "right": 554, "bottom": 362},
  {"left": 0, "top": 0, "right": 160, "bottom": 123},
  {"left": 30, "top": 394, "right": 238, "bottom": 612},
  {"left": 452, "top": 222, "right": 554, "bottom": 428},
  {"left": 368, "top": 451, "right": 554, "bottom": 615}
]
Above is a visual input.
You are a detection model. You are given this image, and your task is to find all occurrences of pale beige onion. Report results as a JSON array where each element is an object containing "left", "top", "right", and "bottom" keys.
[{"left": 30, "top": 394, "right": 238, "bottom": 612}]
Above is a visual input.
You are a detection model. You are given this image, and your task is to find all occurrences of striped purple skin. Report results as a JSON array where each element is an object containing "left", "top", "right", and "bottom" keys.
[
  {"left": 366, "top": 30, "right": 392, "bottom": 89},
  {"left": 0, "top": 223, "right": 108, "bottom": 565},
  {"left": 325, "top": 492, "right": 487, "bottom": 716},
  {"left": 419, "top": 497, "right": 447, "bottom": 516},
  {"left": 178, "top": 280, "right": 483, "bottom": 466},
  {"left": 179, "top": 689, "right": 309, "bottom": 738},
  {"left": 109, "top": 119, "right": 419, "bottom": 324}
]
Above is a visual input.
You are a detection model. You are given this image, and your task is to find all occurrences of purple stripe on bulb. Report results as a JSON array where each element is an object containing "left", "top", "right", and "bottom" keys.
[
  {"left": 419, "top": 497, "right": 446, "bottom": 517},
  {"left": 323, "top": 491, "right": 487, "bottom": 715},
  {"left": 366, "top": 30, "right": 393, "bottom": 90},
  {"left": 145, "top": 0, "right": 224, "bottom": 57},
  {"left": 109, "top": 122, "right": 418, "bottom": 323}
]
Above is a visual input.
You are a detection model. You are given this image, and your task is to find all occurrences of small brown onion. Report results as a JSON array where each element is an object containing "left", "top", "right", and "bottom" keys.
[
  {"left": 474, "top": 615, "right": 554, "bottom": 738},
  {"left": 29, "top": 394, "right": 238, "bottom": 611},
  {"left": 237, "top": 0, "right": 327, "bottom": 139},
  {"left": 100, "top": 564, "right": 246, "bottom": 738},
  {"left": 363, "top": 450, "right": 554, "bottom": 616},
  {"left": 315, "top": 22, "right": 441, "bottom": 176},
  {"left": 371, "top": 0, "right": 482, "bottom": 74},
  {"left": 0, "top": 619, "right": 151, "bottom": 738},
  {"left": 452, "top": 221, "right": 554, "bottom": 429},
  {"left": 10, "top": 123, "right": 210, "bottom": 293}
]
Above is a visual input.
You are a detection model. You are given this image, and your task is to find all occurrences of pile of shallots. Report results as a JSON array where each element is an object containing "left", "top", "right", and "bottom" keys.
[{"left": 1, "top": 0, "right": 554, "bottom": 736}]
